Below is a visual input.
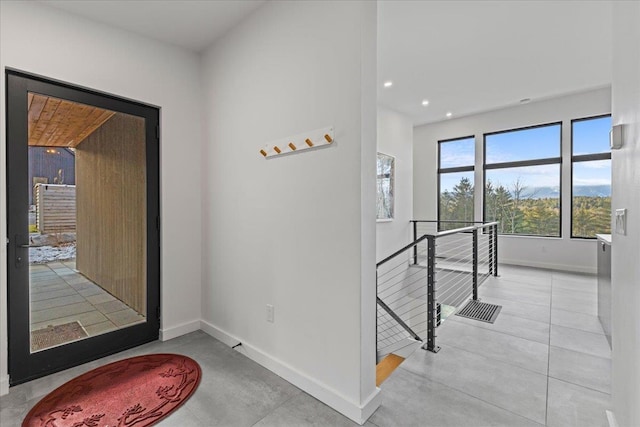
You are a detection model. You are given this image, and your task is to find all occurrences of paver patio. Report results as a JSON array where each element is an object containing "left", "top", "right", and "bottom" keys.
[{"left": 29, "top": 260, "right": 145, "bottom": 351}]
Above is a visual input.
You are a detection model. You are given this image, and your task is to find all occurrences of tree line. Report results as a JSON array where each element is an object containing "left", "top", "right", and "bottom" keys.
[{"left": 440, "top": 177, "right": 611, "bottom": 237}]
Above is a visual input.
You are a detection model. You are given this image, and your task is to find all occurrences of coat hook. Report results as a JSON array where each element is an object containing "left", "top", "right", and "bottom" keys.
[
  {"left": 274, "top": 146, "right": 282, "bottom": 154},
  {"left": 305, "top": 138, "right": 314, "bottom": 147},
  {"left": 288, "top": 142, "right": 297, "bottom": 150},
  {"left": 260, "top": 149, "right": 268, "bottom": 157},
  {"left": 324, "top": 134, "right": 333, "bottom": 143}
]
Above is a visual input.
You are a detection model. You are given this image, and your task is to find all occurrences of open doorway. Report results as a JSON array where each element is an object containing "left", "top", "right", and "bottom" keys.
[
  {"left": 7, "top": 70, "right": 160, "bottom": 385},
  {"left": 28, "top": 94, "right": 148, "bottom": 352}
]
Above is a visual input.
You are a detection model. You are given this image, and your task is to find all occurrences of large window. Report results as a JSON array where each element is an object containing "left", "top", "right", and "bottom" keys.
[
  {"left": 438, "top": 137, "right": 475, "bottom": 228},
  {"left": 571, "top": 115, "right": 611, "bottom": 238},
  {"left": 484, "top": 123, "right": 562, "bottom": 237}
]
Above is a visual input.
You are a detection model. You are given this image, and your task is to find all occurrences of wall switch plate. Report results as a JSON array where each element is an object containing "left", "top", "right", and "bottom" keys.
[
  {"left": 615, "top": 208, "right": 627, "bottom": 235},
  {"left": 266, "top": 304, "right": 274, "bottom": 323}
]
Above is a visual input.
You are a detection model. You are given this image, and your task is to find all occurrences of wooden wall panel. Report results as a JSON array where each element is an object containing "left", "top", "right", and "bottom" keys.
[
  {"left": 75, "top": 113, "right": 147, "bottom": 315},
  {"left": 35, "top": 184, "right": 76, "bottom": 233}
]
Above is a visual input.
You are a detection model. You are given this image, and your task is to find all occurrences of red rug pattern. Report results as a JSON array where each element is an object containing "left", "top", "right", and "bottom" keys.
[{"left": 23, "top": 353, "right": 201, "bottom": 427}]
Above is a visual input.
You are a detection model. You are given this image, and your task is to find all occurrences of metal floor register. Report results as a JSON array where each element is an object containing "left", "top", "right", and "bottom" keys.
[{"left": 455, "top": 300, "right": 502, "bottom": 324}]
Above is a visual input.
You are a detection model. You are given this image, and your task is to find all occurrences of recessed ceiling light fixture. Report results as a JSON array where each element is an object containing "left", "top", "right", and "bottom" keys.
[
  {"left": 446, "top": 112, "right": 452, "bottom": 118},
  {"left": 421, "top": 99, "right": 429, "bottom": 106},
  {"left": 383, "top": 81, "right": 393, "bottom": 88}
]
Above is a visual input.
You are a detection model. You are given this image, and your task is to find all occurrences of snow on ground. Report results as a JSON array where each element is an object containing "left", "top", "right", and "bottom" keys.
[{"left": 29, "top": 243, "right": 76, "bottom": 264}]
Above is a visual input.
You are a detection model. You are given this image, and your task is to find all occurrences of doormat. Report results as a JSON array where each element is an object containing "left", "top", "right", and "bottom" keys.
[
  {"left": 31, "top": 321, "right": 88, "bottom": 352},
  {"left": 23, "top": 354, "right": 201, "bottom": 427}
]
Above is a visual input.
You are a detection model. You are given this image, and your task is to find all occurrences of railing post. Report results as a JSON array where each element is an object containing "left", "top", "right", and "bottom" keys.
[
  {"left": 472, "top": 228, "right": 478, "bottom": 301},
  {"left": 492, "top": 224, "right": 499, "bottom": 277},
  {"left": 412, "top": 221, "right": 418, "bottom": 265},
  {"left": 489, "top": 225, "right": 494, "bottom": 276},
  {"left": 423, "top": 236, "right": 440, "bottom": 353},
  {"left": 375, "top": 268, "right": 378, "bottom": 359}
]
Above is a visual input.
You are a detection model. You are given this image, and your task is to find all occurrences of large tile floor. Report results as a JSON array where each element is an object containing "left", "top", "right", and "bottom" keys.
[
  {"left": 30, "top": 261, "right": 145, "bottom": 349},
  {"left": 371, "top": 265, "right": 611, "bottom": 427},
  {"left": 1, "top": 265, "right": 610, "bottom": 426}
]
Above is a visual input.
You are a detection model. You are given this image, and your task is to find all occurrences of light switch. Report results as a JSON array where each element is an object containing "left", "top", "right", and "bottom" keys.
[{"left": 615, "top": 208, "right": 627, "bottom": 235}]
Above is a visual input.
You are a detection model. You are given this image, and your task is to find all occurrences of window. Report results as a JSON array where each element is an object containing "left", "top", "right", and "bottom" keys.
[
  {"left": 484, "top": 123, "right": 562, "bottom": 237},
  {"left": 571, "top": 115, "right": 611, "bottom": 238},
  {"left": 438, "top": 137, "right": 475, "bottom": 229}
]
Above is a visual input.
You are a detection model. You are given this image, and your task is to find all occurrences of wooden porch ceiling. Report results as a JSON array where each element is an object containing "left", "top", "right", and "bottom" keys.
[{"left": 28, "top": 93, "right": 116, "bottom": 147}]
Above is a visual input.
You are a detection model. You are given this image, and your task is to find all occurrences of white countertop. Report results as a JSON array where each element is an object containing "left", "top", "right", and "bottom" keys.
[{"left": 596, "top": 234, "right": 612, "bottom": 245}]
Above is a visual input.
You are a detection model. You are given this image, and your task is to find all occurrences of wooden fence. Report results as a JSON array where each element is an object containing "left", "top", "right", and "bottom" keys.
[{"left": 35, "top": 184, "right": 76, "bottom": 233}]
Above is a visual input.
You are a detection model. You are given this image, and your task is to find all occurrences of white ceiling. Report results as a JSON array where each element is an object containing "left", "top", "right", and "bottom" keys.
[
  {"left": 378, "top": 0, "right": 613, "bottom": 125},
  {"left": 39, "top": 0, "right": 266, "bottom": 52},
  {"left": 39, "top": 1, "right": 612, "bottom": 126}
]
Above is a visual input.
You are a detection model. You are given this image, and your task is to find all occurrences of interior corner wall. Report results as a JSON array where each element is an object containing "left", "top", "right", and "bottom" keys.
[
  {"left": 413, "top": 88, "right": 611, "bottom": 273},
  {"left": 377, "top": 108, "right": 414, "bottom": 261},
  {"left": 0, "top": 1, "right": 203, "bottom": 395},
  {"left": 199, "top": 1, "right": 379, "bottom": 423},
  {"left": 611, "top": 2, "right": 640, "bottom": 426}
]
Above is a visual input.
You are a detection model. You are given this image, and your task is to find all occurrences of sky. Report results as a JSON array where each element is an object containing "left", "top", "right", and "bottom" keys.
[
  {"left": 573, "top": 116, "right": 612, "bottom": 155},
  {"left": 440, "top": 116, "right": 611, "bottom": 192}
]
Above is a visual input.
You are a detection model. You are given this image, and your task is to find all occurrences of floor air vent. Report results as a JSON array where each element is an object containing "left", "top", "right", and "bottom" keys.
[{"left": 455, "top": 300, "right": 502, "bottom": 324}]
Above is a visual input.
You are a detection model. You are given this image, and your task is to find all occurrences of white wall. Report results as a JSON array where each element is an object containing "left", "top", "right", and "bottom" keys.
[
  {"left": 199, "top": 1, "right": 379, "bottom": 423},
  {"left": 376, "top": 108, "right": 413, "bottom": 261},
  {"left": 413, "top": 88, "right": 611, "bottom": 273},
  {"left": 611, "top": 2, "right": 640, "bottom": 426},
  {"left": 0, "top": 1, "right": 203, "bottom": 395}
]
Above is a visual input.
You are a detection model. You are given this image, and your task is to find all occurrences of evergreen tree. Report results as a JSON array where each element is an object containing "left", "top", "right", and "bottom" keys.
[
  {"left": 451, "top": 177, "right": 474, "bottom": 224},
  {"left": 444, "top": 176, "right": 609, "bottom": 237}
]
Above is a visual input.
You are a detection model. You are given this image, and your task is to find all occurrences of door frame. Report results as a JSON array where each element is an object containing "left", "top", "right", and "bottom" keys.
[{"left": 6, "top": 69, "right": 161, "bottom": 385}]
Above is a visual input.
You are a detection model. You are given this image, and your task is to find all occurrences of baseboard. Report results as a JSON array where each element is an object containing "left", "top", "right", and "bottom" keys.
[
  {"left": 500, "top": 259, "right": 597, "bottom": 275},
  {"left": 606, "top": 410, "right": 619, "bottom": 427},
  {"left": 199, "top": 320, "right": 381, "bottom": 425},
  {"left": 159, "top": 319, "right": 200, "bottom": 341},
  {"left": 0, "top": 374, "right": 9, "bottom": 396}
]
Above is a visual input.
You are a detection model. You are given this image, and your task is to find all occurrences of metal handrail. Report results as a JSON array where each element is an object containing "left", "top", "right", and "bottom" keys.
[
  {"left": 378, "top": 222, "right": 498, "bottom": 267},
  {"left": 437, "top": 221, "right": 499, "bottom": 236},
  {"left": 376, "top": 297, "right": 421, "bottom": 341},
  {"left": 376, "top": 220, "right": 500, "bottom": 357},
  {"left": 377, "top": 235, "right": 429, "bottom": 267},
  {"left": 411, "top": 219, "right": 487, "bottom": 223}
]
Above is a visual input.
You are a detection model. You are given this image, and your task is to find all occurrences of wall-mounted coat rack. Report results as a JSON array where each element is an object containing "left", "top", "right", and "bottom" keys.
[{"left": 259, "top": 126, "right": 334, "bottom": 158}]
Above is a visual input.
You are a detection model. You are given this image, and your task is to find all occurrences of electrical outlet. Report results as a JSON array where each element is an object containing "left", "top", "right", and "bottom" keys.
[{"left": 266, "top": 304, "right": 274, "bottom": 323}]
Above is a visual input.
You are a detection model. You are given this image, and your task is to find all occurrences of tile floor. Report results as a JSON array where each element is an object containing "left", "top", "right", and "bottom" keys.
[
  {"left": 371, "top": 264, "right": 611, "bottom": 427},
  {"left": 30, "top": 261, "right": 145, "bottom": 348},
  {"left": 1, "top": 265, "right": 611, "bottom": 426}
]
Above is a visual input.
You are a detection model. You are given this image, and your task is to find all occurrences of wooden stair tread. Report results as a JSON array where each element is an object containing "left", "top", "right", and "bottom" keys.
[{"left": 376, "top": 353, "right": 405, "bottom": 387}]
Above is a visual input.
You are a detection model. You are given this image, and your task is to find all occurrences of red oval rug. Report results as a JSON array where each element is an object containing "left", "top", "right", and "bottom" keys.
[{"left": 22, "top": 353, "right": 201, "bottom": 427}]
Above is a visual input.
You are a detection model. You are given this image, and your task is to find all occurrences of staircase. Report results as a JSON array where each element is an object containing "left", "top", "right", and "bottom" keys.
[
  {"left": 376, "top": 354, "right": 404, "bottom": 386},
  {"left": 375, "top": 220, "right": 499, "bottom": 386}
]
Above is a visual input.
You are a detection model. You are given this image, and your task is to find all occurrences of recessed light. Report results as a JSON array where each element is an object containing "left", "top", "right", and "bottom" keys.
[
  {"left": 446, "top": 112, "right": 452, "bottom": 118},
  {"left": 383, "top": 81, "right": 393, "bottom": 88},
  {"left": 421, "top": 99, "right": 429, "bottom": 106}
]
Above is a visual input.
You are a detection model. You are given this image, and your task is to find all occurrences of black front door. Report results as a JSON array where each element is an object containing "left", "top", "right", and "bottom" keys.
[{"left": 6, "top": 69, "right": 160, "bottom": 385}]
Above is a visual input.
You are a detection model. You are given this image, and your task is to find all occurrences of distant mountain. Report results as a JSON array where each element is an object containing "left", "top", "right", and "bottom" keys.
[
  {"left": 573, "top": 185, "right": 611, "bottom": 197},
  {"left": 522, "top": 186, "right": 559, "bottom": 199},
  {"left": 519, "top": 185, "right": 611, "bottom": 199}
]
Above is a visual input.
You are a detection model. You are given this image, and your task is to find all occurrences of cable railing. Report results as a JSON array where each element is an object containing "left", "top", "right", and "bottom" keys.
[
  {"left": 376, "top": 236, "right": 430, "bottom": 359},
  {"left": 376, "top": 220, "right": 498, "bottom": 358}
]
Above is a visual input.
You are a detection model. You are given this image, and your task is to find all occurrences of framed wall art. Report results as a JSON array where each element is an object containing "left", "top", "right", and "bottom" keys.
[{"left": 377, "top": 152, "right": 395, "bottom": 221}]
